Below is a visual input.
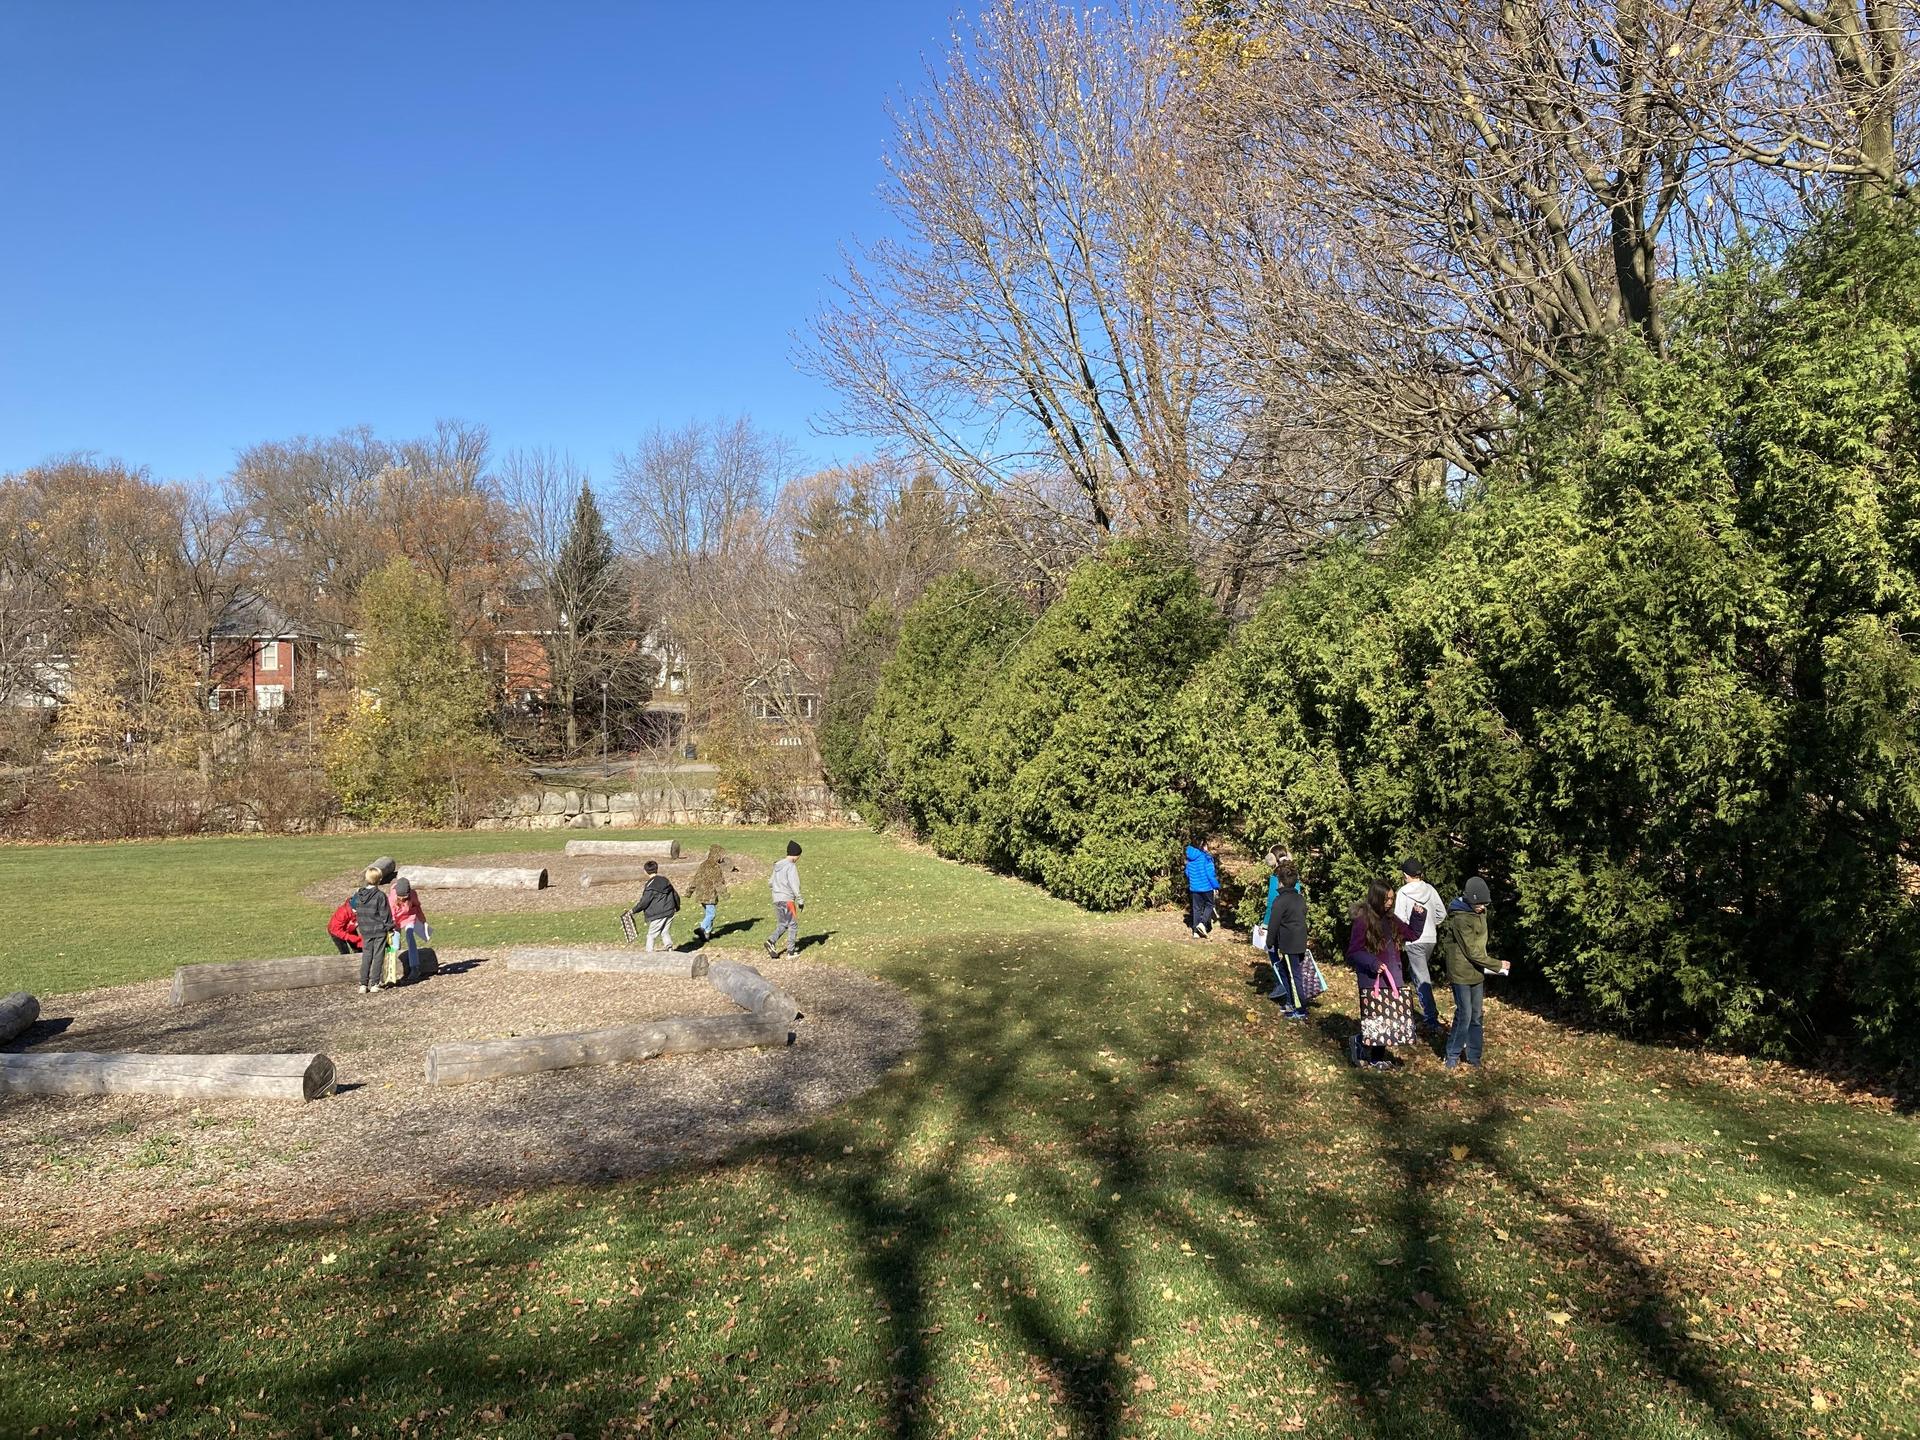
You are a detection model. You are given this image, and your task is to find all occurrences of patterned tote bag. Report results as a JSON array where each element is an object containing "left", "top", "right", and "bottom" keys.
[{"left": 1359, "top": 970, "right": 1416, "bottom": 1048}]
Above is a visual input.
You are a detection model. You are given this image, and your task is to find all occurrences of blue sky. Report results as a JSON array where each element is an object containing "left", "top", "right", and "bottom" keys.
[{"left": 0, "top": 2, "right": 960, "bottom": 484}]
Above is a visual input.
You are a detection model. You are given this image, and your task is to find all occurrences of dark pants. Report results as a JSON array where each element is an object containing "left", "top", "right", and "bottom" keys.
[
  {"left": 1448, "top": 981, "right": 1485, "bottom": 1064},
  {"left": 1268, "top": 951, "right": 1307, "bottom": 1007},
  {"left": 331, "top": 935, "right": 356, "bottom": 955},
  {"left": 360, "top": 934, "right": 388, "bottom": 990},
  {"left": 1189, "top": 889, "right": 1216, "bottom": 933}
]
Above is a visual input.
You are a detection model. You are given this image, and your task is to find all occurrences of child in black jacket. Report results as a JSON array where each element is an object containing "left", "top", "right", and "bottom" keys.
[
  {"left": 629, "top": 861, "right": 681, "bottom": 953},
  {"left": 347, "top": 866, "right": 394, "bottom": 994}
]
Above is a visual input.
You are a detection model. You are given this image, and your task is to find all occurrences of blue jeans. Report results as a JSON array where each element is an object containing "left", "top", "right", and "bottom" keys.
[
  {"left": 1447, "top": 981, "right": 1485, "bottom": 1064},
  {"left": 700, "top": 902, "right": 717, "bottom": 933},
  {"left": 1403, "top": 941, "right": 1442, "bottom": 1028}
]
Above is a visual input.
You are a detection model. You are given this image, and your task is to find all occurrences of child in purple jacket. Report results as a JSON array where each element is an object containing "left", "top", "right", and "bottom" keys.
[{"left": 1345, "top": 877, "right": 1426, "bottom": 1070}]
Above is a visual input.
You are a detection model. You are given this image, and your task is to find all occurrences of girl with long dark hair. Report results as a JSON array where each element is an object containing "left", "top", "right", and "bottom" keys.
[{"left": 1345, "top": 877, "right": 1425, "bottom": 1069}]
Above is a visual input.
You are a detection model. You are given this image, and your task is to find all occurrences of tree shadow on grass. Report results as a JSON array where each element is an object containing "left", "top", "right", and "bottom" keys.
[{"left": 0, "top": 931, "right": 1852, "bottom": 1440}]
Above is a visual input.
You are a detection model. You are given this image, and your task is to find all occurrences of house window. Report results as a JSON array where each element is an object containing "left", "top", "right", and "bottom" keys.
[
  {"left": 258, "top": 642, "right": 279, "bottom": 672},
  {"left": 256, "top": 684, "right": 285, "bottom": 712},
  {"left": 797, "top": 694, "right": 820, "bottom": 721}
]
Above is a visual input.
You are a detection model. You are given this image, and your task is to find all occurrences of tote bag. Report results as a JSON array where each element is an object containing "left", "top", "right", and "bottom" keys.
[{"left": 1359, "top": 970, "right": 1416, "bottom": 1048}]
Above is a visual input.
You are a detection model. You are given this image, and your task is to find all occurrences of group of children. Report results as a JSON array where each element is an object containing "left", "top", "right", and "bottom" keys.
[
  {"left": 623, "top": 840, "right": 807, "bottom": 959},
  {"left": 1185, "top": 841, "right": 1510, "bottom": 1071},
  {"left": 327, "top": 858, "right": 430, "bottom": 994}
]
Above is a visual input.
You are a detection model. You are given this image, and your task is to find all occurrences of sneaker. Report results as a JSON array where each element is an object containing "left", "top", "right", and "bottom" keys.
[
  {"left": 1444, "top": 1057, "right": 1460, "bottom": 1071},
  {"left": 1286, "top": 1009, "right": 1309, "bottom": 1022},
  {"left": 1369, "top": 1059, "right": 1395, "bottom": 1071},
  {"left": 358, "top": 985, "right": 369, "bottom": 994}
]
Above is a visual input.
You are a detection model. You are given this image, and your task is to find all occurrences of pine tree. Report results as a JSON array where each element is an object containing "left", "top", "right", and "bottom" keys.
[{"left": 548, "top": 482, "right": 630, "bottom": 754}]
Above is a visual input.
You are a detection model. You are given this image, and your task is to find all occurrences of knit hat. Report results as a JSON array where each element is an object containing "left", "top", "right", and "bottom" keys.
[
  {"left": 1463, "top": 876, "right": 1492, "bottom": 907},
  {"left": 786, "top": 841, "right": 803, "bottom": 857},
  {"left": 393, "top": 877, "right": 413, "bottom": 898},
  {"left": 1400, "top": 857, "right": 1424, "bottom": 878}
]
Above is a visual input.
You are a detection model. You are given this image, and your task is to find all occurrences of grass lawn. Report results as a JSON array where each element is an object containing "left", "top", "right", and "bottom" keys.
[{"left": 1, "top": 828, "right": 1916, "bottom": 1438}]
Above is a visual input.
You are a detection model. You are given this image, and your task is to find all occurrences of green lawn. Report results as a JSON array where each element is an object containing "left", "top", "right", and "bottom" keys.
[{"left": 2, "top": 829, "right": 1917, "bottom": 1439}]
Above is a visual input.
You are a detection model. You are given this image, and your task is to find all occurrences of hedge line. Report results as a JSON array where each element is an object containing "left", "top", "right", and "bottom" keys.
[{"left": 830, "top": 215, "right": 1920, "bottom": 1064}]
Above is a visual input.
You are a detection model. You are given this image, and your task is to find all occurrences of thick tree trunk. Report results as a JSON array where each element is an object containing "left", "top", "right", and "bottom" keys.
[
  {"left": 0, "top": 992, "right": 41, "bottom": 1044},
  {"left": 563, "top": 839, "right": 681, "bottom": 859},
  {"left": 502, "top": 946, "right": 693, "bottom": 977},
  {"left": 170, "top": 950, "right": 439, "bottom": 1006},
  {"left": 425, "top": 1012, "right": 793, "bottom": 1087},
  {"left": 400, "top": 865, "right": 548, "bottom": 890},
  {"left": 0, "top": 1050, "right": 336, "bottom": 1102},
  {"left": 704, "top": 961, "right": 803, "bottom": 1022}
]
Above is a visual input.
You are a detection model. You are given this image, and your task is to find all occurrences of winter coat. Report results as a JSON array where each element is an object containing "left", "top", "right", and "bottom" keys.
[
  {"left": 1436, "top": 899, "right": 1497, "bottom": 986},
  {"left": 327, "top": 901, "right": 361, "bottom": 947},
  {"left": 1184, "top": 846, "right": 1220, "bottom": 894},
  {"left": 347, "top": 884, "right": 393, "bottom": 944},
  {"left": 1345, "top": 902, "right": 1424, "bottom": 985},
  {"left": 686, "top": 846, "right": 733, "bottom": 905},
  {"left": 771, "top": 857, "right": 802, "bottom": 906},
  {"left": 633, "top": 874, "right": 680, "bottom": 921},
  {"left": 1264, "top": 881, "right": 1308, "bottom": 954}
]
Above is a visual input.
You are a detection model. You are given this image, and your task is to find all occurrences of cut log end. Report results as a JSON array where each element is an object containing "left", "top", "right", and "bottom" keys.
[
  {"left": 0, "top": 991, "right": 42, "bottom": 1045},
  {"left": 304, "top": 1054, "right": 338, "bottom": 1100}
]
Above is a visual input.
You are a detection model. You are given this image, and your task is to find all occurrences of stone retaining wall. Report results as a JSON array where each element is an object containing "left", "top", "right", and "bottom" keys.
[{"left": 473, "top": 782, "right": 854, "bottom": 830}]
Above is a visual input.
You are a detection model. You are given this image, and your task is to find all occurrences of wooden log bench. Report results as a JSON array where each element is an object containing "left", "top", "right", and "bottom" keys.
[
  {"left": 170, "top": 949, "right": 439, "bottom": 1006},
  {"left": 0, "top": 992, "right": 41, "bottom": 1045},
  {"left": 502, "top": 946, "right": 693, "bottom": 978},
  {"left": 424, "top": 1012, "right": 792, "bottom": 1087},
  {"left": 0, "top": 1050, "right": 336, "bottom": 1102},
  {"left": 704, "top": 960, "right": 803, "bottom": 1023},
  {"left": 563, "top": 838, "right": 681, "bottom": 859},
  {"left": 399, "top": 864, "right": 547, "bottom": 890},
  {"left": 577, "top": 870, "right": 648, "bottom": 889}
]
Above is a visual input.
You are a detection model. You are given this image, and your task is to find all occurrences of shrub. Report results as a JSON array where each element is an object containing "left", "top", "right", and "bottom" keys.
[
  {"left": 860, "top": 571, "right": 1030, "bottom": 854},
  {"left": 1183, "top": 212, "right": 1920, "bottom": 1061},
  {"left": 969, "top": 544, "right": 1225, "bottom": 908},
  {"left": 817, "top": 605, "right": 898, "bottom": 817}
]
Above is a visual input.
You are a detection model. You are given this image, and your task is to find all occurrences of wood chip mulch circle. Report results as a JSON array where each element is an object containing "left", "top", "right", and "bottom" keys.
[{"left": 0, "top": 952, "right": 918, "bottom": 1240}]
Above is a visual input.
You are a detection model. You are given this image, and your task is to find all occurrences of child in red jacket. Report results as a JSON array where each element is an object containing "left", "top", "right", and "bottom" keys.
[{"left": 327, "top": 901, "right": 361, "bottom": 955}]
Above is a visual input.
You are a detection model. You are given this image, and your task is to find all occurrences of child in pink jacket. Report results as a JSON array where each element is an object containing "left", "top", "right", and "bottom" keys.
[{"left": 389, "top": 876, "right": 430, "bottom": 983}]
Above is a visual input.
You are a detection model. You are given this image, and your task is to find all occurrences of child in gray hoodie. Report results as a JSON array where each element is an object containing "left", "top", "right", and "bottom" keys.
[{"left": 767, "top": 841, "right": 803, "bottom": 959}]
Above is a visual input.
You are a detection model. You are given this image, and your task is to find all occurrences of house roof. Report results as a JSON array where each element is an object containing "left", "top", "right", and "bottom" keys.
[{"left": 214, "top": 591, "right": 312, "bottom": 640}]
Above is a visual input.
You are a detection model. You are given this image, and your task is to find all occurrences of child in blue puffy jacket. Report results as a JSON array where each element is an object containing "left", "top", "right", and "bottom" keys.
[{"left": 1184, "top": 843, "right": 1220, "bottom": 940}]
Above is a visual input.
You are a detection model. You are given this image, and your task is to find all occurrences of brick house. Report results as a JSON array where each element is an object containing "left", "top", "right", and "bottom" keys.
[{"left": 209, "top": 593, "right": 317, "bottom": 714}]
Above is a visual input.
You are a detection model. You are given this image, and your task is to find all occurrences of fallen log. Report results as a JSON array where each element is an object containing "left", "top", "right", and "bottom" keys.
[
  {"left": 0, "top": 992, "right": 41, "bottom": 1045},
  {"left": 503, "top": 946, "right": 692, "bottom": 978},
  {"left": 399, "top": 864, "right": 547, "bottom": 890},
  {"left": 563, "top": 838, "right": 681, "bottom": 859},
  {"left": 425, "top": 1012, "right": 791, "bottom": 1087},
  {"left": 170, "top": 949, "right": 439, "bottom": 1006},
  {"left": 704, "top": 960, "right": 802, "bottom": 1022},
  {"left": 578, "top": 870, "right": 648, "bottom": 890},
  {"left": 0, "top": 1050, "right": 335, "bottom": 1102},
  {"left": 372, "top": 855, "right": 398, "bottom": 883}
]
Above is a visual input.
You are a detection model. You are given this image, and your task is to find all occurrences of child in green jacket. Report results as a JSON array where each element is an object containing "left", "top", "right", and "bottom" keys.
[{"left": 1436, "top": 875, "right": 1509, "bottom": 1069}]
